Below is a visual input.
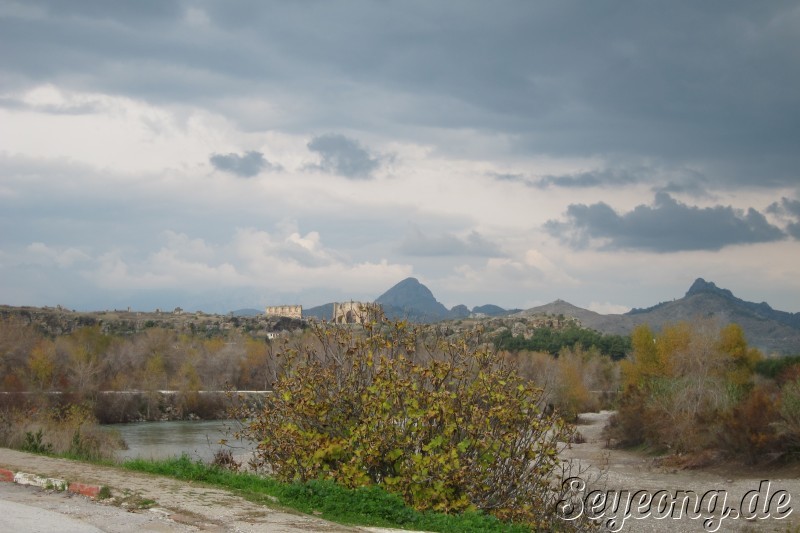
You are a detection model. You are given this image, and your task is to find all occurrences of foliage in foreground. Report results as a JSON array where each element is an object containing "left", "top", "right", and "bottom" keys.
[
  {"left": 123, "top": 455, "right": 530, "bottom": 533},
  {"left": 232, "top": 315, "right": 587, "bottom": 529}
]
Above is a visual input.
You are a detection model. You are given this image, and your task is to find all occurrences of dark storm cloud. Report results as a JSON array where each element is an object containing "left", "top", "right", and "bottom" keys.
[
  {"left": 654, "top": 180, "right": 712, "bottom": 198},
  {"left": 306, "top": 134, "right": 381, "bottom": 179},
  {"left": 2, "top": 1, "right": 799, "bottom": 187},
  {"left": 399, "top": 229, "right": 503, "bottom": 257},
  {"left": 545, "top": 192, "right": 787, "bottom": 252},
  {"left": 493, "top": 167, "right": 673, "bottom": 190},
  {"left": 533, "top": 169, "right": 640, "bottom": 189},
  {"left": 209, "top": 151, "right": 279, "bottom": 177}
]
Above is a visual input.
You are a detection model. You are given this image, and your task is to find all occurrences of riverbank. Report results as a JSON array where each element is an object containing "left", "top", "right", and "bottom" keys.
[{"left": 1, "top": 390, "right": 271, "bottom": 423}]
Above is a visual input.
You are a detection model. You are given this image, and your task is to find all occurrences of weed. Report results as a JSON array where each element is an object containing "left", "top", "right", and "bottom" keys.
[{"left": 21, "top": 429, "right": 52, "bottom": 454}]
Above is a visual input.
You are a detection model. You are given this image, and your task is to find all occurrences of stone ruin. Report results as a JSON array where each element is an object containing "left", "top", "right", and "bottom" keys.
[
  {"left": 332, "top": 301, "right": 379, "bottom": 324},
  {"left": 265, "top": 305, "right": 303, "bottom": 319}
]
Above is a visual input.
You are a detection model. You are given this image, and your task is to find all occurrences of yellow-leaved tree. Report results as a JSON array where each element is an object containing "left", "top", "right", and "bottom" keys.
[{"left": 609, "top": 320, "right": 764, "bottom": 455}]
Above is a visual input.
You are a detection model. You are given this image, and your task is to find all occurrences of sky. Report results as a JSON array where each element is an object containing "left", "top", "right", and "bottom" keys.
[{"left": 1, "top": 1, "right": 799, "bottom": 315}]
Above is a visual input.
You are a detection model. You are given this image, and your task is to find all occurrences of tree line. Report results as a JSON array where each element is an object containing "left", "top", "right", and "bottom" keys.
[{"left": 494, "top": 324, "right": 631, "bottom": 360}]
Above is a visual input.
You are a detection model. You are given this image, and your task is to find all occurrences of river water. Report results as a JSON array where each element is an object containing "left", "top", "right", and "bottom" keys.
[{"left": 106, "top": 420, "right": 257, "bottom": 464}]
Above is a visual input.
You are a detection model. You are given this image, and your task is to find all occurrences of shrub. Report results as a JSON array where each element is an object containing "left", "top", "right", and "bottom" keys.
[
  {"left": 234, "top": 316, "right": 585, "bottom": 529},
  {"left": 777, "top": 378, "right": 800, "bottom": 454},
  {"left": 21, "top": 429, "right": 52, "bottom": 454},
  {"left": 0, "top": 403, "right": 123, "bottom": 461},
  {"left": 718, "top": 385, "right": 782, "bottom": 464}
]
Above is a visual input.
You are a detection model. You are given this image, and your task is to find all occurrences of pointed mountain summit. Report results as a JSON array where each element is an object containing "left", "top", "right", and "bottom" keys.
[
  {"left": 531, "top": 278, "right": 800, "bottom": 355},
  {"left": 686, "top": 278, "right": 736, "bottom": 299},
  {"left": 681, "top": 277, "right": 798, "bottom": 329},
  {"left": 375, "top": 277, "right": 451, "bottom": 322}
]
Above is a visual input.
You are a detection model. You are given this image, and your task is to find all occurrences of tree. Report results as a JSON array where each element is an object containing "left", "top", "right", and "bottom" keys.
[
  {"left": 234, "top": 316, "right": 585, "bottom": 528},
  {"left": 28, "top": 339, "right": 57, "bottom": 391},
  {"left": 610, "top": 320, "right": 764, "bottom": 455},
  {"left": 62, "top": 326, "right": 111, "bottom": 395}
]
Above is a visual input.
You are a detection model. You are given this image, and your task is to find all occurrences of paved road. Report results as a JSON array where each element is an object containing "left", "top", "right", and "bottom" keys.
[{"left": 0, "top": 481, "right": 144, "bottom": 532}]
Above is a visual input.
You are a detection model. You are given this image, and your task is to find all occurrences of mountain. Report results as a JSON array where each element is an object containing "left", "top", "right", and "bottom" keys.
[
  {"left": 375, "top": 277, "right": 452, "bottom": 322},
  {"left": 473, "top": 304, "right": 512, "bottom": 317},
  {"left": 230, "top": 308, "right": 262, "bottom": 317},
  {"left": 520, "top": 279, "right": 800, "bottom": 355},
  {"left": 303, "top": 303, "right": 334, "bottom": 321},
  {"left": 519, "top": 300, "right": 622, "bottom": 331},
  {"left": 449, "top": 304, "right": 471, "bottom": 319},
  {"left": 374, "top": 277, "right": 490, "bottom": 322},
  {"left": 682, "top": 278, "right": 800, "bottom": 329}
]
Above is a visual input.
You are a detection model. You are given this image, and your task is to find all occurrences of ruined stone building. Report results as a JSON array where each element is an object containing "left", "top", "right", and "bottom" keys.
[
  {"left": 265, "top": 305, "right": 302, "bottom": 319},
  {"left": 332, "top": 301, "right": 379, "bottom": 324}
]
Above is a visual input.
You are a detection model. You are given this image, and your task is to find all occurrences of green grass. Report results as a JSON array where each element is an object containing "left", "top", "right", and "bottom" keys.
[{"left": 121, "top": 455, "right": 529, "bottom": 532}]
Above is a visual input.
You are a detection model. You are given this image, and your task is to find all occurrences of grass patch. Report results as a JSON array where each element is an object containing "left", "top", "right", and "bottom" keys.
[{"left": 121, "top": 455, "right": 530, "bottom": 532}]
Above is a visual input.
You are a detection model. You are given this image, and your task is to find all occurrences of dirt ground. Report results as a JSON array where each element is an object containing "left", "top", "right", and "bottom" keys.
[
  {"left": 2, "top": 412, "right": 799, "bottom": 532},
  {"left": 562, "top": 411, "right": 800, "bottom": 532},
  {"left": 0, "top": 447, "right": 372, "bottom": 532}
]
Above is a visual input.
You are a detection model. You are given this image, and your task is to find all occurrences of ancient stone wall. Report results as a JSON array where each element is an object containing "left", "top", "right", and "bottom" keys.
[
  {"left": 332, "top": 301, "right": 377, "bottom": 324},
  {"left": 265, "top": 305, "right": 302, "bottom": 319}
]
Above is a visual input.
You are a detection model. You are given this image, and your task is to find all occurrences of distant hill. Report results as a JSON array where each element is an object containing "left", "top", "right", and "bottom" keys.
[
  {"left": 375, "top": 277, "right": 452, "bottom": 322},
  {"left": 303, "top": 303, "right": 334, "bottom": 321},
  {"left": 473, "top": 304, "right": 511, "bottom": 317},
  {"left": 230, "top": 308, "right": 261, "bottom": 317},
  {"left": 519, "top": 300, "right": 621, "bottom": 330},
  {"left": 520, "top": 279, "right": 800, "bottom": 355},
  {"left": 375, "top": 277, "right": 499, "bottom": 322},
  {"left": 449, "top": 304, "right": 471, "bottom": 319}
]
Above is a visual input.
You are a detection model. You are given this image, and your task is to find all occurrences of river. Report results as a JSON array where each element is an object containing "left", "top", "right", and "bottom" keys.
[{"left": 106, "top": 420, "right": 257, "bottom": 464}]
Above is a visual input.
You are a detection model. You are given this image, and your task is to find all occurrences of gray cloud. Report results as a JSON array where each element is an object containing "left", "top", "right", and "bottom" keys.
[
  {"left": 545, "top": 192, "right": 787, "bottom": 252},
  {"left": 3, "top": 2, "right": 798, "bottom": 187},
  {"left": 533, "top": 169, "right": 639, "bottom": 189},
  {"left": 490, "top": 173, "right": 526, "bottom": 184},
  {"left": 209, "top": 151, "right": 279, "bottom": 177},
  {"left": 307, "top": 134, "right": 381, "bottom": 179},
  {"left": 654, "top": 180, "right": 712, "bottom": 199},
  {"left": 493, "top": 166, "right": 712, "bottom": 195},
  {"left": 399, "top": 229, "right": 503, "bottom": 257},
  {"left": 767, "top": 197, "right": 800, "bottom": 239}
]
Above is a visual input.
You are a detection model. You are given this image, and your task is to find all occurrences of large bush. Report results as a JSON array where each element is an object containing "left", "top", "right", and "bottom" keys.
[{"left": 234, "top": 316, "right": 584, "bottom": 528}]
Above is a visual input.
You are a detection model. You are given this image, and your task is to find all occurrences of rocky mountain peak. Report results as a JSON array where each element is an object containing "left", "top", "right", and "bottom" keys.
[{"left": 686, "top": 278, "right": 734, "bottom": 299}]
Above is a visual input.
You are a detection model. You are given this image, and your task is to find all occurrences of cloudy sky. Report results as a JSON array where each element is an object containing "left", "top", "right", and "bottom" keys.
[{"left": 1, "top": 1, "right": 799, "bottom": 314}]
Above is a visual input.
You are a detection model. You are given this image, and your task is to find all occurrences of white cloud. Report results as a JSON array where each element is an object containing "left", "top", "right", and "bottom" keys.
[
  {"left": 78, "top": 227, "right": 413, "bottom": 300},
  {"left": 587, "top": 302, "right": 630, "bottom": 315},
  {"left": 25, "top": 242, "right": 91, "bottom": 268}
]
